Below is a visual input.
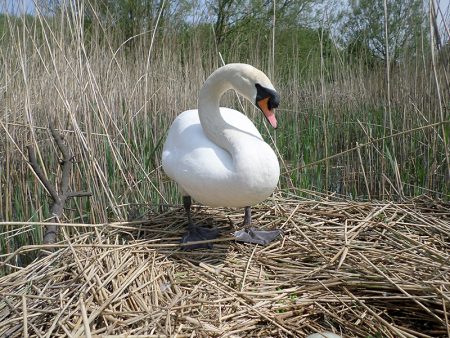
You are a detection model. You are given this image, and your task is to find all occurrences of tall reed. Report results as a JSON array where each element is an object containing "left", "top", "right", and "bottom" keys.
[{"left": 0, "top": 2, "right": 448, "bottom": 257}]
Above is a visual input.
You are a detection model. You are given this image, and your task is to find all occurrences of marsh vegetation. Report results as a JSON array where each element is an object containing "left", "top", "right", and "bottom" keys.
[
  {"left": 0, "top": 2, "right": 449, "bottom": 336},
  {"left": 0, "top": 0, "right": 448, "bottom": 263}
]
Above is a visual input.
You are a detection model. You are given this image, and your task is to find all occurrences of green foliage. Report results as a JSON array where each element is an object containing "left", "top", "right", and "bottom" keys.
[
  {"left": 0, "top": 13, "right": 35, "bottom": 40},
  {"left": 0, "top": 14, "right": 6, "bottom": 36},
  {"left": 338, "top": 0, "right": 428, "bottom": 60}
]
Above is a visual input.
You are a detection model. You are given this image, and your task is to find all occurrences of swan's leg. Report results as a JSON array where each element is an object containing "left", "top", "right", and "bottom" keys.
[
  {"left": 243, "top": 206, "right": 252, "bottom": 225},
  {"left": 234, "top": 206, "right": 281, "bottom": 245},
  {"left": 183, "top": 195, "right": 193, "bottom": 224},
  {"left": 180, "top": 196, "right": 219, "bottom": 249}
]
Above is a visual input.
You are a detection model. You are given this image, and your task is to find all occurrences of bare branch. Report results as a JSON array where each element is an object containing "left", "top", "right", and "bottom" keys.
[
  {"left": 68, "top": 191, "right": 92, "bottom": 199},
  {"left": 49, "top": 124, "right": 71, "bottom": 195},
  {"left": 27, "top": 125, "right": 91, "bottom": 246},
  {"left": 27, "top": 145, "right": 60, "bottom": 203}
]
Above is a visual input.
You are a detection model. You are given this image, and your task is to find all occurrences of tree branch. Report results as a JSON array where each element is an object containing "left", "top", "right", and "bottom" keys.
[
  {"left": 49, "top": 124, "right": 72, "bottom": 195},
  {"left": 27, "top": 125, "right": 91, "bottom": 246},
  {"left": 68, "top": 191, "right": 92, "bottom": 199},
  {"left": 27, "top": 145, "right": 60, "bottom": 203}
]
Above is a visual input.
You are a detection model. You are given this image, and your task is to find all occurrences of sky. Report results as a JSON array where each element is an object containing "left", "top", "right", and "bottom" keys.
[
  {"left": 3, "top": 0, "right": 450, "bottom": 14},
  {"left": 3, "top": 0, "right": 35, "bottom": 14},
  {"left": 2, "top": 0, "right": 450, "bottom": 38}
]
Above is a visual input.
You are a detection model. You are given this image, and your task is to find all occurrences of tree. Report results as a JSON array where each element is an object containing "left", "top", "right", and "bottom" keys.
[
  {"left": 206, "top": 0, "right": 321, "bottom": 47},
  {"left": 337, "top": 0, "right": 427, "bottom": 60}
]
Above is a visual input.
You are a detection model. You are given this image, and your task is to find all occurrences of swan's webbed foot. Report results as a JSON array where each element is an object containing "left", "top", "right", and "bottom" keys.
[
  {"left": 234, "top": 227, "right": 281, "bottom": 245},
  {"left": 180, "top": 195, "right": 218, "bottom": 250},
  {"left": 181, "top": 224, "right": 219, "bottom": 250},
  {"left": 235, "top": 206, "right": 281, "bottom": 245}
]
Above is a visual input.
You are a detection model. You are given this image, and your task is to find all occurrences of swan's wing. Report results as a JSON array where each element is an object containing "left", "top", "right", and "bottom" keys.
[
  {"left": 162, "top": 109, "right": 233, "bottom": 186},
  {"left": 219, "top": 107, "right": 263, "bottom": 139}
]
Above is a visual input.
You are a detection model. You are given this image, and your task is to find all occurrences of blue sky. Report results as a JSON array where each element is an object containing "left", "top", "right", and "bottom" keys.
[
  {"left": 3, "top": 0, "right": 450, "bottom": 36},
  {"left": 4, "top": 0, "right": 450, "bottom": 14},
  {"left": 4, "top": 0, "right": 450, "bottom": 15},
  {"left": 3, "top": 0, "right": 35, "bottom": 13}
]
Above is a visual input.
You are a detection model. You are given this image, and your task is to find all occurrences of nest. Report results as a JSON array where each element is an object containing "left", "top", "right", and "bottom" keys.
[{"left": 1, "top": 192, "right": 449, "bottom": 337}]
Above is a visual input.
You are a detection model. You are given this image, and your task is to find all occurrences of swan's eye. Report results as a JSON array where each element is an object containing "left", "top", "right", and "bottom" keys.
[
  {"left": 268, "top": 92, "right": 280, "bottom": 110},
  {"left": 255, "top": 84, "right": 279, "bottom": 110}
]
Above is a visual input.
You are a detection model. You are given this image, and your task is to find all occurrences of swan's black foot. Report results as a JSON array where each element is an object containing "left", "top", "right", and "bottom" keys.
[
  {"left": 234, "top": 227, "right": 281, "bottom": 245},
  {"left": 181, "top": 224, "right": 219, "bottom": 250}
]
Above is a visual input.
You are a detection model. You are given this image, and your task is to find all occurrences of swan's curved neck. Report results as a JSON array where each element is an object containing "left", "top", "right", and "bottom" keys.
[{"left": 198, "top": 68, "right": 237, "bottom": 152}]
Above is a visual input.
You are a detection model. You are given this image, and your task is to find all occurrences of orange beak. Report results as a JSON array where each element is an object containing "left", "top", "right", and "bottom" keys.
[{"left": 257, "top": 97, "right": 277, "bottom": 129}]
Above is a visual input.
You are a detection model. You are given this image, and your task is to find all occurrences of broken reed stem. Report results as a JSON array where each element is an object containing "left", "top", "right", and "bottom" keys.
[
  {"left": 356, "top": 142, "right": 371, "bottom": 200},
  {"left": 343, "top": 287, "right": 412, "bottom": 338},
  {"left": 22, "top": 295, "right": 28, "bottom": 338},
  {"left": 80, "top": 294, "right": 92, "bottom": 338}
]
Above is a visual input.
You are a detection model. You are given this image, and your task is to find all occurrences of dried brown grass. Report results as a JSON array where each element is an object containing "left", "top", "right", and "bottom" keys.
[{"left": 1, "top": 192, "right": 449, "bottom": 337}]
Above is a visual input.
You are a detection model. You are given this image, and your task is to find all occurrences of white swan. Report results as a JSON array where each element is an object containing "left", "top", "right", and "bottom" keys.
[{"left": 162, "top": 63, "right": 281, "bottom": 248}]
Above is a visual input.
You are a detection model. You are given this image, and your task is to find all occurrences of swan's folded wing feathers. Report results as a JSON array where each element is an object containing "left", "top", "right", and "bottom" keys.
[
  {"left": 162, "top": 109, "right": 234, "bottom": 190},
  {"left": 220, "top": 107, "right": 263, "bottom": 139}
]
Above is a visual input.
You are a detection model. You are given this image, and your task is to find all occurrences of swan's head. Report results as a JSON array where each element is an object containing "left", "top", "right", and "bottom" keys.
[
  {"left": 254, "top": 83, "right": 279, "bottom": 129},
  {"left": 228, "top": 64, "right": 280, "bottom": 129}
]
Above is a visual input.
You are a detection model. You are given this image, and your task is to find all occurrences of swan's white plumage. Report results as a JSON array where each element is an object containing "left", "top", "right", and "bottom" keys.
[
  {"left": 162, "top": 64, "right": 279, "bottom": 208},
  {"left": 306, "top": 332, "right": 342, "bottom": 338}
]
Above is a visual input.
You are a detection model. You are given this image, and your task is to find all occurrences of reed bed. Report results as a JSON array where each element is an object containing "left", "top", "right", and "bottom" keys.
[
  {"left": 1, "top": 192, "right": 449, "bottom": 337},
  {"left": 1, "top": 2, "right": 449, "bottom": 255},
  {"left": 1, "top": 3, "right": 449, "bottom": 337}
]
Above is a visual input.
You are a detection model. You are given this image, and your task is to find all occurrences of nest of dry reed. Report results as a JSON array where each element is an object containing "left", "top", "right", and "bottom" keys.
[{"left": 1, "top": 192, "right": 449, "bottom": 337}]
